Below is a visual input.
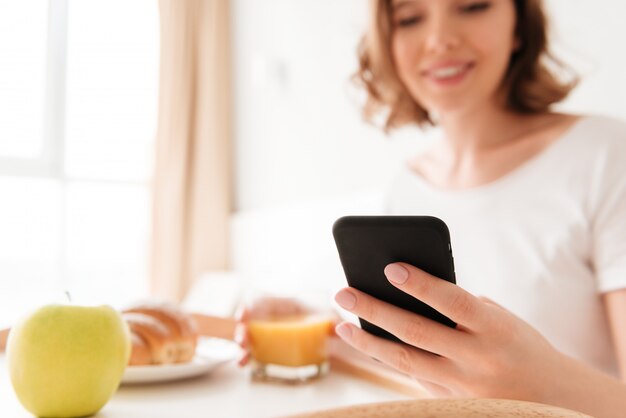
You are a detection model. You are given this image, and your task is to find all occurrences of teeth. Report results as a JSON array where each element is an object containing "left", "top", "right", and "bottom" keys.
[{"left": 431, "top": 65, "right": 467, "bottom": 79}]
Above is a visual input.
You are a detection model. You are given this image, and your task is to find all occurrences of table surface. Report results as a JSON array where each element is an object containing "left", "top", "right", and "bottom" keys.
[{"left": 0, "top": 354, "right": 409, "bottom": 418}]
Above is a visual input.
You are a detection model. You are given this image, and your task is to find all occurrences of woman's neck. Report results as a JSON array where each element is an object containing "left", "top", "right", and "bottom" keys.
[
  {"left": 437, "top": 104, "right": 532, "bottom": 157},
  {"left": 413, "top": 103, "right": 577, "bottom": 190}
]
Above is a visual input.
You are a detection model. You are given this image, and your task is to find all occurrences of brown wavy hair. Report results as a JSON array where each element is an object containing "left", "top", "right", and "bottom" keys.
[{"left": 355, "top": 0, "right": 578, "bottom": 131}]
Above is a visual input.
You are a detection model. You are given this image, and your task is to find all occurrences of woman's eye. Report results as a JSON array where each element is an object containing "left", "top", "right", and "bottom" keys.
[
  {"left": 396, "top": 16, "right": 423, "bottom": 28},
  {"left": 460, "top": 1, "right": 492, "bottom": 13}
]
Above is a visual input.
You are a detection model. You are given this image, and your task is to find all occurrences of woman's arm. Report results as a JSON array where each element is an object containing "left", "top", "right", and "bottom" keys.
[
  {"left": 333, "top": 263, "right": 626, "bottom": 418},
  {"left": 603, "top": 289, "right": 626, "bottom": 381}
]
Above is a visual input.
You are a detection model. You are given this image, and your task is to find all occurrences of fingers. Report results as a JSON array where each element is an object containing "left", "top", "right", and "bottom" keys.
[
  {"left": 238, "top": 352, "right": 251, "bottom": 367},
  {"left": 234, "top": 319, "right": 250, "bottom": 366},
  {"left": 385, "top": 263, "right": 488, "bottom": 331},
  {"left": 335, "top": 322, "right": 455, "bottom": 384},
  {"left": 478, "top": 296, "right": 507, "bottom": 311},
  {"left": 335, "top": 287, "right": 466, "bottom": 358}
]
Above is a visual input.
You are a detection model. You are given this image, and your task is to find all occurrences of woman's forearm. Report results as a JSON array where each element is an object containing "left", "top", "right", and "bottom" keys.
[{"left": 549, "top": 355, "right": 626, "bottom": 418}]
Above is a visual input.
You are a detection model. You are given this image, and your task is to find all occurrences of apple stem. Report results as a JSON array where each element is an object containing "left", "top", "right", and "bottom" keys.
[{"left": 65, "top": 291, "right": 72, "bottom": 303}]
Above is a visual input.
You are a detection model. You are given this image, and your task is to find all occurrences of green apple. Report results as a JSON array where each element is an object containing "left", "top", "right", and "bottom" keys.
[{"left": 7, "top": 304, "right": 131, "bottom": 418}]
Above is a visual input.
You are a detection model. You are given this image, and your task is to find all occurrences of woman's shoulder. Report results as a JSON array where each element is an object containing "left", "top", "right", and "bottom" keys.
[
  {"left": 571, "top": 114, "right": 626, "bottom": 146},
  {"left": 541, "top": 114, "right": 626, "bottom": 170},
  {"left": 569, "top": 114, "right": 626, "bottom": 191},
  {"left": 553, "top": 114, "right": 626, "bottom": 165}
]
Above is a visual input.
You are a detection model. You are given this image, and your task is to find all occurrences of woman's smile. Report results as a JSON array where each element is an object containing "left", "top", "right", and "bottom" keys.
[{"left": 421, "top": 60, "right": 476, "bottom": 87}]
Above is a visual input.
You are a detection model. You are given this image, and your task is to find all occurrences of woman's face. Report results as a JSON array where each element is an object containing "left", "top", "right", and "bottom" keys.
[{"left": 390, "top": 0, "right": 518, "bottom": 118}]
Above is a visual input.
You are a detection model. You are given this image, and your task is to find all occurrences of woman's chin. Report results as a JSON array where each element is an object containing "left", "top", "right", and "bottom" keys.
[
  {"left": 426, "top": 100, "right": 487, "bottom": 123},
  {"left": 427, "top": 104, "right": 470, "bottom": 121}
]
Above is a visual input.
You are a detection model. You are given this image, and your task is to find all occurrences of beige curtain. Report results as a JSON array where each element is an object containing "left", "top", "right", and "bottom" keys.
[{"left": 150, "top": 0, "right": 233, "bottom": 302}]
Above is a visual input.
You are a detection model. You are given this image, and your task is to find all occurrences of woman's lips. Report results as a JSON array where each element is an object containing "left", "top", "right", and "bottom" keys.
[{"left": 422, "top": 62, "right": 475, "bottom": 86}]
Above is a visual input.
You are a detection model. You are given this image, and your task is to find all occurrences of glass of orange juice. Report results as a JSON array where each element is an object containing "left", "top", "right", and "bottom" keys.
[{"left": 245, "top": 291, "right": 334, "bottom": 384}]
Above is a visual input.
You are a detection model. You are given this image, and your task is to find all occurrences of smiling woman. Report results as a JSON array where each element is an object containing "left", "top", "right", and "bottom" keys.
[
  {"left": 356, "top": 0, "right": 576, "bottom": 130},
  {"left": 329, "top": 1, "right": 626, "bottom": 417}
]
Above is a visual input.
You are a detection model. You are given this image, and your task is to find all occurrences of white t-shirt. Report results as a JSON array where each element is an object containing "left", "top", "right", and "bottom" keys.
[{"left": 385, "top": 115, "right": 626, "bottom": 377}]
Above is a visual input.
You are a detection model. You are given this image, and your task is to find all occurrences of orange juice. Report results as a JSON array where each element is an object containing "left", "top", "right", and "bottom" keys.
[{"left": 248, "top": 315, "right": 332, "bottom": 367}]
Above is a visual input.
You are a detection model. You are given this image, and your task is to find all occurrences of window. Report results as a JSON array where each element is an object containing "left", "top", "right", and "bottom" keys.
[
  {"left": 0, "top": 0, "right": 159, "bottom": 328},
  {"left": 0, "top": 1, "right": 53, "bottom": 171}
]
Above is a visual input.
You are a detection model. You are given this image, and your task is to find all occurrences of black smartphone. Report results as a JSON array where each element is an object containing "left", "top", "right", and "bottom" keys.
[{"left": 332, "top": 216, "right": 457, "bottom": 342}]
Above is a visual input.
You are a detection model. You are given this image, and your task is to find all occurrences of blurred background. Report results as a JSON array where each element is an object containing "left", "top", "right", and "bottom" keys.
[{"left": 1, "top": 0, "right": 625, "bottom": 327}]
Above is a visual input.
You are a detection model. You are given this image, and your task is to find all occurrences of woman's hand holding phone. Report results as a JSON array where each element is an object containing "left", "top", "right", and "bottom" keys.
[{"left": 333, "top": 262, "right": 580, "bottom": 401}]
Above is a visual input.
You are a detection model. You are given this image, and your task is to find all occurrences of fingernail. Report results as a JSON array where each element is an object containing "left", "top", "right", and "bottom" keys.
[
  {"left": 385, "top": 263, "right": 409, "bottom": 284},
  {"left": 335, "top": 323, "right": 353, "bottom": 340},
  {"left": 335, "top": 290, "right": 357, "bottom": 310}
]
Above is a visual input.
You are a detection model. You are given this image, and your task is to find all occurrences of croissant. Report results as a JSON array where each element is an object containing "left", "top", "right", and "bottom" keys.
[{"left": 123, "top": 302, "right": 198, "bottom": 366}]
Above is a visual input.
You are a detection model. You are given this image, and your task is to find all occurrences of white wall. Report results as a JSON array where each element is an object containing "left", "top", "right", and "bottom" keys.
[
  {"left": 232, "top": 0, "right": 626, "bottom": 211},
  {"left": 547, "top": 0, "right": 626, "bottom": 119}
]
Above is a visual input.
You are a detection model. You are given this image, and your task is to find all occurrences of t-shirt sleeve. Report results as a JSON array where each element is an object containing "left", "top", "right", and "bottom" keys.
[{"left": 591, "top": 126, "right": 626, "bottom": 293}]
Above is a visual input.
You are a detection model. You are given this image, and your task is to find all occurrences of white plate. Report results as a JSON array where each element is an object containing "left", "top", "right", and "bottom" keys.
[{"left": 121, "top": 338, "right": 240, "bottom": 384}]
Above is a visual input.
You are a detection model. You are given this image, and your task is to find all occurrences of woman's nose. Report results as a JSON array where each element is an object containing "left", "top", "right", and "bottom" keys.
[{"left": 423, "top": 14, "right": 461, "bottom": 53}]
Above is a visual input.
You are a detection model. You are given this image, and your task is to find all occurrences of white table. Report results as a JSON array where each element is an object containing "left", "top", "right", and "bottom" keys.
[{"left": 0, "top": 354, "right": 409, "bottom": 418}]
